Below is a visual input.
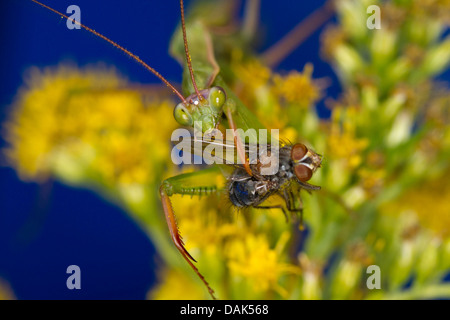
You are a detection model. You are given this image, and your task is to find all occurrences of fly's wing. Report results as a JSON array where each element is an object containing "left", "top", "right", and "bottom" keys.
[
  {"left": 173, "top": 136, "right": 242, "bottom": 167},
  {"left": 173, "top": 136, "right": 283, "bottom": 174}
]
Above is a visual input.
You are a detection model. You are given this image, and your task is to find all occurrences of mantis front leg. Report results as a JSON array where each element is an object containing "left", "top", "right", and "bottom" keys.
[
  {"left": 223, "top": 99, "right": 253, "bottom": 176},
  {"left": 159, "top": 166, "right": 224, "bottom": 299},
  {"left": 213, "top": 77, "right": 268, "bottom": 177}
]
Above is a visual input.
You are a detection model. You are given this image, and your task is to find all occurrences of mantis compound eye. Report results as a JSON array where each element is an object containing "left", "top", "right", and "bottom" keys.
[
  {"left": 208, "top": 86, "right": 226, "bottom": 113},
  {"left": 174, "top": 102, "right": 193, "bottom": 127}
]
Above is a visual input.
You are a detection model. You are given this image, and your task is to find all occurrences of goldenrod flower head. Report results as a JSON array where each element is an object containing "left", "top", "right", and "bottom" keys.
[
  {"left": 273, "top": 63, "right": 321, "bottom": 108},
  {"left": 320, "top": 26, "right": 347, "bottom": 60},
  {"left": 331, "top": 242, "right": 372, "bottom": 299},
  {"left": 358, "top": 167, "right": 386, "bottom": 196},
  {"left": 229, "top": 50, "right": 286, "bottom": 130},
  {"left": 225, "top": 232, "right": 300, "bottom": 296},
  {"left": 4, "top": 65, "right": 125, "bottom": 180},
  {"left": 231, "top": 50, "right": 271, "bottom": 90},
  {"left": 280, "top": 127, "right": 298, "bottom": 144},
  {"left": 298, "top": 253, "right": 323, "bottom": 300},
  {"left": 410, "top": 0, "right": 450, "bottom": 24},
  {"left": 4, "top": 65, "right": 177, "bottom": 187},
  {"left": 326, "top": 108, "right": 369, "bottom": 169},
  {"left": 149, "top": 269, "right": 205, "bottom": 300},
  {"left": 383, "top": 172, "right": 450, "bottom": 238},
  {"left": 327, "top": 132, "right": 367, "bottom": 169},
  {"left": 172, "top": 192, "right": 245, "bottom": 256},
  {"left": 382, "top": 2, "right": 408, "bottom": 30},
  {"left": 404, "top": 44, "right": 426, "bottom": 66},
  {"left": 356, "top": 151, "right": 386, "bottom": 196},
  {"left": 0, "top": 279, "right": 15, "bottom": 300}
]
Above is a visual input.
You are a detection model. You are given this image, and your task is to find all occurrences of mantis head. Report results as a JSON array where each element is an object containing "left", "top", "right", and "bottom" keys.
[{"left": 173, "top": 86, "right": 226, "bottom": 133}]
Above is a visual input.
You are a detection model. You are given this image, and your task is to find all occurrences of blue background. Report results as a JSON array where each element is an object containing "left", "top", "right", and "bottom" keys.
[{"left": 0, "top": 0, "right": 346, "bottom": 299}]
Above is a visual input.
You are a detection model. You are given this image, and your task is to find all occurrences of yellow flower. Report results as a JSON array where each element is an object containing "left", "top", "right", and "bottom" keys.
[
  {"left": 358, "top": 167, "right": 386, "bottom": 196},
  {"left": 327, "top": 105, "right": 369, "bottom": 165},
  {"left": 273, "top": 63, "right": 321, "bottom": 108},
  {"left": 0, "top": 279, "right": 15, "bottom": 300},
  {"left": 381, "top": 2, "right": 408, "bottom": 30},
  {"left": 330, "top": 242, "right": 372, "bottom": 299},
  {"left": 280, "top": 127, "right": 299, "bottom": 144},
  {"left": 148, "top": 269, "right": 205, "bottom": 300},
  {"left": 4, "top": 65, "right": 124, "bottom": 180},
  {"left": 225, "top": 232, "right": 300, "bottom": 297},
  {"left": 320, "top": 26, "right": 347, "bottom": 60},
  {"left": 298, "top": 253, "right": 323, "bottom": 300},
  {"left": 231, "top": 51, "right": 271, "bottom": 91},
  {"left": 410, "top": 0, "right": 450, "bottom": 23},
  {"left": 383, "top": 171, "right": 450, "bottom": 238},
  {"left": 4, "top": 65, "right": 177, "bottom": 187},
  {"left": 326, "top": 123, "right": 368, "bottom": 170},
  {"left": 172, "top": 192, "right": 246, "bottom": 257},
  {"left": 230, "top": 51, "right": 282, "bottom": 128}
]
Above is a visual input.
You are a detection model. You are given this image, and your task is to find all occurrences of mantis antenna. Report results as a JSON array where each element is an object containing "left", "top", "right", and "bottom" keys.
[
  {"left": 30, "top": 0, "right": 188, "bottom": 105},
  {"left": 179, "top": 0, "right": 204, "bottom": 100}
]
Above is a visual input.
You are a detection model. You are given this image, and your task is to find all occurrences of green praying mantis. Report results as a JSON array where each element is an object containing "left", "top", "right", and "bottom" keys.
[{"left": 31, "top": 0, "right": 326, "bottom": 299}]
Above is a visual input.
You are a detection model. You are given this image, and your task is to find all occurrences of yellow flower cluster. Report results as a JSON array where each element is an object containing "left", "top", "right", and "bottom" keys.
[
  {"left": 5, "top": 65, "right": 177, "bottom": 188},
  {"left": 0, "top": 279, "right": 15, "bottom": 300},
  {"left": 4, "top": 0, "right": 450, "bottom": 300},
  {"left": 383, "top": 171, "right": 450, "bottom": 238},
  {"left": 410, "top": 0, "right": 450, "bottom": 23},
  {"left": 231, "top": 51, "right": 271, "bottom": 91},
  {"left": 326, "top": 107, "right": 369, "bottom": 170},
  {"left": 5, "top": 65, "right": 122, "bottom": 180},
  {"left": 230, "top": 55, "right": 323, "bottom": 136},
  {"left": 230, "top": 52, "right": 283, "bottom": 129},
  {"left": 148, "top": 269, "right": 205, "bottom": 300},
  {"left": 225, "top": 232, "right": 300, "bottom": 298},
  {"left": 273, "top": 63, "right": 321, "bottom": 108},
  {"left": 320, "top": 26, "right": 347, "bottom": 60},
  {"left": 171, "top": 191, "right": 244, "bottom": 256}
]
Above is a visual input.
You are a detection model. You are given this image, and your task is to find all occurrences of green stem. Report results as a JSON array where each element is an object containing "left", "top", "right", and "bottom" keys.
[{"left": 379, "top": 284, "right": 450, "bottom": 300}]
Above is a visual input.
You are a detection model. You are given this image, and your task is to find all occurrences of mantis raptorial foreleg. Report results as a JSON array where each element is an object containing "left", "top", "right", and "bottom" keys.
[{"left": 159, "top": 166, "right": 225, "bottom": 299}]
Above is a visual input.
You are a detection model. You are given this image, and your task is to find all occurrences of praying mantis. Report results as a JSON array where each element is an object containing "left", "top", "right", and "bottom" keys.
[{"left": 31, "top": 0, "right": 329, "bottom": 299}]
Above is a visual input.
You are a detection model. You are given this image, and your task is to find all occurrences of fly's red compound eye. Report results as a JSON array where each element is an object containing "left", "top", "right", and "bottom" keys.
[
  {"left": 291, "top": 143, "right": 308, "bottom": 161},
  {"left": 294, "top": 164, "right": 313, "bottom": 182}
]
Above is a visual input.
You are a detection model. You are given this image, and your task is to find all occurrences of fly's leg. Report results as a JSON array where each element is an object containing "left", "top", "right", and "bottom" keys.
[
  {"left": 159, "top": 166, "right": 224, "bottom": 300},
  {"left": 281, "top": 190, "right": 308, "bottom": 264},
  {"left": 283, "top": 189, "right": 305, "bottom": 230},
  {"left": 253, "top": 204, "right": 289, "bottom": 223},
  {"left": 252, "top": 191, "right": 305, "bottom": 228}
]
